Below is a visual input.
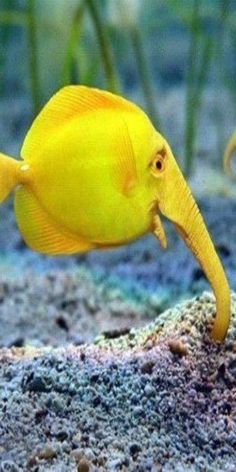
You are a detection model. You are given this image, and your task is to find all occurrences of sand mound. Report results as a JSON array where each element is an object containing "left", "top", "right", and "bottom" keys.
[{"left": 0, "top": 292, "right": 235, "bottom": 471}]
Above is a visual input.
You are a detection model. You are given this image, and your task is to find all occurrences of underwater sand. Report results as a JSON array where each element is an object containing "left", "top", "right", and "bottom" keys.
[{"left": 0, "top": 293, "right": 236, "bottom": 471}]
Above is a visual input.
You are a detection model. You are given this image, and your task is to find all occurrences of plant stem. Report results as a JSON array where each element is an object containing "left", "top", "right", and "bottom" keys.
[
  {"left": 27, "top": 0, "right": 40, "bottom": 117},
  {"left": 184, "top": 0, "right": 212, "bottom": 177},
  {"left": 86, "top": 0, "right": 119, "bottom": 93},
  {"left": 215, "top": 0, "right": 230, "bottom": 163},
  {"left": 61, "top": 0, "right": 86, "bottom": 86},
  {"left": 129, "top": 24, "right": 160, "bottom": 128},
  {"left": 184, "top": 0, "right": 199, "bottom": 176},
  {"left": 0, "top": 11, "right": 28, "bottom": 26}
]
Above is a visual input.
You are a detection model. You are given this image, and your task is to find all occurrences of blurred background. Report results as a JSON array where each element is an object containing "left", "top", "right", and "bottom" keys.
[
  {"left": 0, "top": 0, "right": 236, "bottom": 347},
  {"left": 0, "top": 0, "right": 236, "bottom": 180}
]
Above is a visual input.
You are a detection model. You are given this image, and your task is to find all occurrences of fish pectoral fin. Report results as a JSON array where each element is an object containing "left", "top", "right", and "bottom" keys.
[
  {"left": 14, "top": 186, "right": 93, "bottom": 255},
  {"left": 109, "top": 117, "right": 138, "bottom": 197}
]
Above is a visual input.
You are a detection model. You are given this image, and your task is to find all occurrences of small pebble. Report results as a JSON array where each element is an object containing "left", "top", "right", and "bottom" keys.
[
  {"left": 38, "top": 445, "right": 57, "bottom": 460},
  {"left": 130, "top": 442, "right": 141, "bottom": 455},
  {"left": 168, "top": 339, "right": 188, "bottom": 356},
  {"left": 144, "top": 384, "right": 155, "bottom": 397},
  {"left": 77, "top": 457, "right": 90, "bottom": 472},
  {"left": 140, "top": 360, "right": 154, "bottom": 374},
  {"left": 0, "top": 461, "right": 19, "bottom": 472},
  {"left": 70, "top": 449, "right": 83, "bottom": 462}
]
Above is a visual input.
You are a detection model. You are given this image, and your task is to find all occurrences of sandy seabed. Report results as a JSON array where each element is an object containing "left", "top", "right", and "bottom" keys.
[{"left": 0, "top": 291, "right": 236, "bottom": 472}]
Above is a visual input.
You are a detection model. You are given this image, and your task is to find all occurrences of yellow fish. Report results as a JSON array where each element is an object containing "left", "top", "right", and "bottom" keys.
[{"left": 0, "top": 86, "right": 230, "bottom": 341}]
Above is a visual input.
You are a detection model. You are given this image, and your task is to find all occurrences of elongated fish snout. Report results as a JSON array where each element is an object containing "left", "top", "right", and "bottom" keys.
[{"left": 157, "top": 157, "right": 231, "bottom": 342}]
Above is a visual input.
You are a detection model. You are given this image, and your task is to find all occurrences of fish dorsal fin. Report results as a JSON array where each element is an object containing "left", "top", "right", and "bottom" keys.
[
  {"left": 14, "top": 186, "right": 94, "bottom": 255},
  {"left": 21, "top": 85, "right": 139, "bottom": 161}
]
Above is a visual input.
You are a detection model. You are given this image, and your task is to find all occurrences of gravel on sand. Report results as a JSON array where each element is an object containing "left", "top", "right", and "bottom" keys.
[{"left": 0, "top": 292, "right": 235, "bottom": 471}]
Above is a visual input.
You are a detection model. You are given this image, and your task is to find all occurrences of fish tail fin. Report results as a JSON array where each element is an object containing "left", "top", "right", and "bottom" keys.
[{"left": 0, "top": 152, "right": 21, "bottom": 204}]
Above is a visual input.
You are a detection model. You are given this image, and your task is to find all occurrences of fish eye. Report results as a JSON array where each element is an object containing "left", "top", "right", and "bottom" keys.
[
  {"left": 155, "top": 158, "right": 163, "bottom": 171},
  {"left": 150, "top": 148, "right": 166, "bottom": 176}
]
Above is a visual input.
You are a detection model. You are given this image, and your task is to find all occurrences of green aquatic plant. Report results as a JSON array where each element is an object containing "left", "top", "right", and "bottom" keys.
[
  {"left": 125, "top": 23, "right": 160, "bottom": 129},
  {"left": 62, "top": 1, "right": 116, "bottom": 89},
  {"left": 224, "top": 27, "right": 236, "bottom": 106},
  {"left": 0, "top": 1, "right": 40, "bottom": 115},
  {"left": 86, "top": 0, "right": 119, "bottom": 93},
  {"left": 0, "top": 9, "right": 28, "bottom": 27},
  {"left": 113, "top": 0, "right": 160, "bottom": 128},
  {"left": 0, "top": 1, "right": 28, "bottom": 95},
  {"left": 214, "top": 0, "right": 231, "bottom": 164},
  {"left": 61, "top": 0, "right": 86, "bottom": 86},
  {"left": 0, "top": 0, "right": 119, "bottom": 112},
  {"left": 62, "top": 0, "right": 159, "bottom": 122},
  {"left": 184, "top": 0, "right": 212, "bottom": 176},
  {"left": 0, "top": 0, "right": 235, "bottom": 179},
  {"left": 27, "top": 0, "right": 40, "bottom": 117},
  {"left": 165, "top": 0, "right": 213, "bottom": 176},
  {"left": 170, "top": 0, "right": 234, "bottom": 174}
]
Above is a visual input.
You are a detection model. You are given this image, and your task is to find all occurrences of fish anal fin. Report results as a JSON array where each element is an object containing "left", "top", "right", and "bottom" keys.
[
  {"left": 21, "top": 85, "right": 139, "bottom": 161},
  {"left": 14, "top": 186, "right": 93, "bottom": 255}
]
